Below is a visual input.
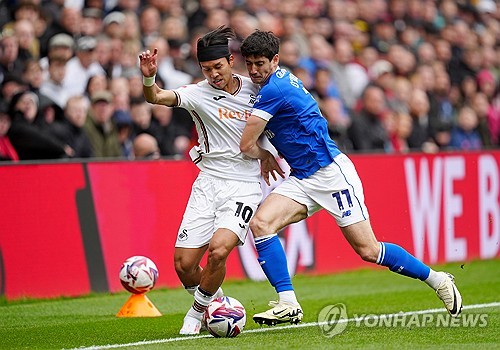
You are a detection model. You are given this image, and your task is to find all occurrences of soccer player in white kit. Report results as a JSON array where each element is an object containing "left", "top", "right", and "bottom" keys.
[{"left": 139, "top": 26, "right": 273, "bottom": 335}]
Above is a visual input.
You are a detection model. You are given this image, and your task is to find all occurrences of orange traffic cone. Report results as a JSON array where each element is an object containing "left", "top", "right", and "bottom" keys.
[{"left": 116, "top": 293, "right": 162, "bottom": 317}]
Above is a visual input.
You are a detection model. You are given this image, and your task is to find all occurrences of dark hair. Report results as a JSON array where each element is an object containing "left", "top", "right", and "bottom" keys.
[
  {"left": 196, "top": 26, "right": 235, "bottom": 63},
  {"left": 240, "top": 30, "right": 280, "bottom": 61}
]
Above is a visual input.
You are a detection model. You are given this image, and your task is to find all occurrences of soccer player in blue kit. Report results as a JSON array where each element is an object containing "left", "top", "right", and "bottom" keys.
[{"left": 239, "top": 30, "right": 463, "bottom": 326}]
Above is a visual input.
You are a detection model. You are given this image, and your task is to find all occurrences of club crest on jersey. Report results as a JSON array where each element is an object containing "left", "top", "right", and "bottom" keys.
[
  {"left": 249, "top": 94, "right": 256, "bottom": 104},
  {"left": 264, "top": 129, "right": 275, "bottom": 139},
  {"left": 178, "top": 229, "right": 188, "bottom": 241}
]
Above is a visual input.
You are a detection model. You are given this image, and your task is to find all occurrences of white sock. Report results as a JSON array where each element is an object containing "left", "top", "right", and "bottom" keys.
[
  {"left": 186, "top": 305, "right": 203, "bottom": 320},
  {"left": 214, "top": 287, "right": 224, "bottom": 299},
  {"left": 254, "top": 233, "right": 277, "bottom": 244},
  {"left": 278, "top": 290, "right": 298, "bottom": 305},
  {"left": 185, "top": 287, "right": 213, "bottom": 321},
  {"left": 424, "top": 270, "right": 446, "bottom": 289}
]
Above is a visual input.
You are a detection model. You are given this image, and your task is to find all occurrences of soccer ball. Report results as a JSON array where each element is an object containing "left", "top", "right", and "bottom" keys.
[
  {"left": 202, "top": 296, "right": 246, "bottom": 338},
  {"left": 119, "top": 256, "right": 159, "bottom": 294}
]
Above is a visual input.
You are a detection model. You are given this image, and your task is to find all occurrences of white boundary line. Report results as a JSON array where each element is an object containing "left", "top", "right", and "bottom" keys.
[{"left": 71, "top": 302, "right": 500, "bottom": 350}]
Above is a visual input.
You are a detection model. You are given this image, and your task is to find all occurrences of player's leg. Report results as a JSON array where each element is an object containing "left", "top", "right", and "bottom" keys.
[
  {"left": 331, "top": 154, "right": 462, "bottom": 317},
  {"left": 174, "top": 247, "right": 206, "bottom": 286},
  {"left": 340, "top": 220, "right": 430, "bottom": 275},
  {"left": 180, "top": 177, "right": 261, "bottom": 335},
  {"left": 340, "top": 220, "right": 462, "bottom": 316},
  {"left": 250, "top": 193, "right": 306, "bottom": 325},
  {"left": 176, "top": 175, "right": 223, "bottom": 334},
  {"left": 200, "top": 228, "right": 240, "bottom": 293},
  {"left": 176, "top": 244, "right": 226, "bottom": 335},
  {"left": 181, "top": 228, "right": 241, "bottom": 334},
  {"left": 174, "top": 246, "right": 212, "bottom": 293}
]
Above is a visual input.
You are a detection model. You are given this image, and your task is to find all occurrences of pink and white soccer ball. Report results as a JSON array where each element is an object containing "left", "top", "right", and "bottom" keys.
[
  {"left": 202, "top": 296, "right": 246, "bottom": 338},
  {"left": 119, "top": 256, "right": 159, "bottom": 294}
]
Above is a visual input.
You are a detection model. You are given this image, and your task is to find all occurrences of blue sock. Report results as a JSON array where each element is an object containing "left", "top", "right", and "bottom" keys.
[
  {"left": 255, "top": 235, "right": 293, "bottom": 292},
  {"left": 377, "top": 242, "right": 430, "bottom": 280}
]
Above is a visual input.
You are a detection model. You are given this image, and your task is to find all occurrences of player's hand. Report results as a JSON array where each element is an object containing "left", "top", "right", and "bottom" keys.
[
  {"left": 260, "top": 151, "right": 285, "bottom": 186},
  {"left": 139, "top": 48, "right": 158, "bottom": 77}
]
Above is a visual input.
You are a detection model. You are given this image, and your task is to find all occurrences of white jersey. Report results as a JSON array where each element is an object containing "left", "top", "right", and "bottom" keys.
[{"left": 173, "top": 74, "right": 261, "bottom": 182}]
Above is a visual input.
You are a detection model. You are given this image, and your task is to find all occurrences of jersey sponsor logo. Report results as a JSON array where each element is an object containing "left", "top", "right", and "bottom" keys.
[
  {"left": 213, "top": 95, "right": 226, "bottom": 101},
  {"left": 218, "top": 107, "right": 252, "bottom": 121}
]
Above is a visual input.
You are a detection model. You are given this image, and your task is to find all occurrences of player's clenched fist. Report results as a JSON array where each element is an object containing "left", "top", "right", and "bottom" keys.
[{"left": 139, "top": 48, "right": 158, "bottom": 77}]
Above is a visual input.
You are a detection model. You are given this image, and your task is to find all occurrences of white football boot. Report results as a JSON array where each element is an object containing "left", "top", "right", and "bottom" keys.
[
  {"left": 180, "top": 288, "right": 224, "bottom": 335},
  {"left": 253, "top": 301, "right": 303, "bottom": 326},
  {"left": 179, "top": 314, "right": 202, "bottom": 335},
  {"left": 435, "top": 272, "right": 463, "bottom": 317}
]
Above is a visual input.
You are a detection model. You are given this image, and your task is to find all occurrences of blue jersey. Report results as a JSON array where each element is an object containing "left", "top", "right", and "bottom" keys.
[{"left": 251, "top": 68, "right": 341, "bottom": 179}]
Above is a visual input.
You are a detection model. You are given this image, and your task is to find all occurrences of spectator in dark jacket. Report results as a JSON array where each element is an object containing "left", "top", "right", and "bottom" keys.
[
  {"left": 407, "top": 89, "right": 440, "bottom": 152},
  {"left": 348, "top": 85, "right": 390, "bottom": 152},
  {"left": 50, "top": 95, "right": 93, "bottom": 158},
  {"left": 7, "top": 90, "right": 70, "bottom": 160}
]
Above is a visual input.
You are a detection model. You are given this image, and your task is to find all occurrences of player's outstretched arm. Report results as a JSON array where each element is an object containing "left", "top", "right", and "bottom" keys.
[{"left": 138, "top": 48, "right": 177, "bottom": 107}]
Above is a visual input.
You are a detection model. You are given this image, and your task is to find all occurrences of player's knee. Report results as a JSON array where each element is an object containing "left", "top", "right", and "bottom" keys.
[
  {"left": 249, "top": 215, "right": 269, "bottom": 237},
  {"left": 207, "top": 245, "right": 230, "bottom": 265}
]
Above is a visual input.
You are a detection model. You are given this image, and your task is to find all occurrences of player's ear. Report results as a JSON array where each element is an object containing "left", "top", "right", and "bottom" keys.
[
  {"left": 272, "top": 54, "right": 279, "bottom": 66},
  {"left": 228, "top": 54, "right": 234, "bottom": 67}
]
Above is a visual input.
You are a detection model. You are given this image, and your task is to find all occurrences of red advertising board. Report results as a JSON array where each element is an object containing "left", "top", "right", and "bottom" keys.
[
  {"left": 0, "top": 164, "right": 91, "bottom": 298},
  {"left": 0, "top": 152, "right": 499, "bottom": 299}
]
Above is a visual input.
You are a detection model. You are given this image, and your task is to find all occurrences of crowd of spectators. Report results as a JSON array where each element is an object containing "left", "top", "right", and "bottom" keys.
[{"left": 0, "top": 0, "right": 498, "bottom": 161}]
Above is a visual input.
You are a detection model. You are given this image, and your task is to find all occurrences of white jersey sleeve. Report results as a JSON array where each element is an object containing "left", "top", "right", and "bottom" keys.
[{"left": 173, "top": 75, "right": 261, "bottom": 182}]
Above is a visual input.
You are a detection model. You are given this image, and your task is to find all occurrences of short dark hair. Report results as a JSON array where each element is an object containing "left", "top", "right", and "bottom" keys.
[
  {"left": 240, "top": 30, "right": 280, "bottom": 61},
  {"left": 196, "top": 26, "right": 235, "bottom": 63}
]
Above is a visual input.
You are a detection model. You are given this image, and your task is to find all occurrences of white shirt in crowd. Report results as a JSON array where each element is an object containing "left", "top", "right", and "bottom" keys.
[{"left": 62, "top": 56, "right": 105, "bottom": 97}]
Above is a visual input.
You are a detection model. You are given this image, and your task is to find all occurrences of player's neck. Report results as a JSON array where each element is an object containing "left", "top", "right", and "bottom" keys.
[{"left": 223, "top": 75, "right": 239, "bottom": 94}]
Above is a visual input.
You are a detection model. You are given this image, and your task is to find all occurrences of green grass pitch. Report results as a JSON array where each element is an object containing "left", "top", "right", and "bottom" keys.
[{"left": 1, "top": 259, "right": 499, "bottom": 349}]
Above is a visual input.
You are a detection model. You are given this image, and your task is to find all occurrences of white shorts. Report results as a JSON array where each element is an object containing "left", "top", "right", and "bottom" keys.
[
  {"left": 175, "top": 173, "right": 262, "bottom": 248},
  {"left": 273, "top": 153, "right": 369, "bottom": 227}
]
